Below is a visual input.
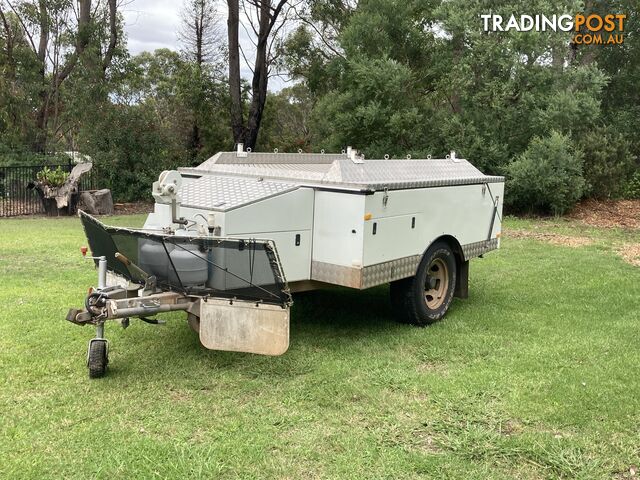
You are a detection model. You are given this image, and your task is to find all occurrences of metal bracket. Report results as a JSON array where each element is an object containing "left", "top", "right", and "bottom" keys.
[{"left": 114, "top": 252, "right": 156, "bottom": 293}]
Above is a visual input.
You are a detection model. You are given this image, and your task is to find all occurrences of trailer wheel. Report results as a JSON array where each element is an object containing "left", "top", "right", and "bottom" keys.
[
  {"left": 187, "top": 313, "right": 200, "bottom": 333},
  {"left": 390, "top": 241, "right": 457, "bottom": 325},
  {"left": 88, "top": 340, "right": 108, "bottom": 379}
]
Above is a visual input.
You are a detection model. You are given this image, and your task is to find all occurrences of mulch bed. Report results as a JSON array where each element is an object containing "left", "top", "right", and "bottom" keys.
[
  {"left": 506, "top": 199, "right": 640, "bottom": 267},
  {"left": 113, "top": 201, "right": 154, "bottom": 215},
  {"left": 568, "top": 199, "right": 640, "bottom": 230},
  {"left": 617, "top": 244, "right": 640, "bottom": 267},
  {"left": 506, "top": 230, "right": 594, "bottom": 247}
]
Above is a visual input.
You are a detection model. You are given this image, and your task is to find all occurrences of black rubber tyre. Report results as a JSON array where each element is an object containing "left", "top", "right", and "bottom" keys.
[
  {"left": 390, "top": 241, "right": 457, "bottom": 326},
  {"left": 88, "top": 340, "right": 108, "bottom": 379}
]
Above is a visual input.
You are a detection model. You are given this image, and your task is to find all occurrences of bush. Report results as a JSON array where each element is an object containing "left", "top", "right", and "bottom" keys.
[
  {"left": 576, "top": 126, "right": 637, "bottom": 199},
  {"left": 624, "top": 170, "right": 640, "bottom": 199},
  {"left": 507, "top": 131, "right": 585, "bottom": 215},
  {"left": 92, "top": 151, "right": 160, "bottom": 202},
  {"left": 36, "top": 166, "right": 70, "bottom": 187},
  {"left": 81, "top": 105, "right": 188, "bottom": 202}
]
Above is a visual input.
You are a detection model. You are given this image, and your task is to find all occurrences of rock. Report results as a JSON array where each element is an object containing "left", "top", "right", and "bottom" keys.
[
  {"left": 79, "top": 192, "right": 98, "bottom": 215},
  {"left": 79, "top": 189, "right": 114, "bottom": 215},
  {"left": 93, "top": 189, "right": 114, "bottom": 215}
]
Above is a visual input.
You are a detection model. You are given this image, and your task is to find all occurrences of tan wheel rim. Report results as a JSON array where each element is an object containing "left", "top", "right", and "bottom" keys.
[{"left": 425, "top": 258, "right": 449, "bottom": 310}]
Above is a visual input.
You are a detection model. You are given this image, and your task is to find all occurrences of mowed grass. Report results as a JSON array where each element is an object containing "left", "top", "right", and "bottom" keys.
[{"left": 0, "top": 215, "right": 639, "bottom": 479}]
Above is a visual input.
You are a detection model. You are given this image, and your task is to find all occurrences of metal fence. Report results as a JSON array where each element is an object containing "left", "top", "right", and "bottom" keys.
[{"left": 0, "top": 162, "right": 96, "bottom": 217}]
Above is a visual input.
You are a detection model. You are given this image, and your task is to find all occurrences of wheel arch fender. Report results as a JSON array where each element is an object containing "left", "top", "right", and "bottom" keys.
[{"left": 422, "top": 235, "right": 469, "bottom": 299}]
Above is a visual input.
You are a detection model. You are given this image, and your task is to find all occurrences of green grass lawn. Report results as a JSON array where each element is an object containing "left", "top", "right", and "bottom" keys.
[{"left": 1, "top": 215, "right": 639, "bottom": 479}]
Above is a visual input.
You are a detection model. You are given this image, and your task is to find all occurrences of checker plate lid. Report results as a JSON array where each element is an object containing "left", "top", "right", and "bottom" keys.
[
  {"left": 180, "top": 175, "right": 297, "bottom": 211},
  {"left": 183, "top": 152, "right": 504, "bottom": 192}
]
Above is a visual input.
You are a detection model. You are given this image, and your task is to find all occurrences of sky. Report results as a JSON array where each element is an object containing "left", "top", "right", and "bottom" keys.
[
  {"left": 122, "top": 0, "right": 287, "bottom": 90},
  {"left": 122, "top": 0, "right": 182, "bottom": 55}
]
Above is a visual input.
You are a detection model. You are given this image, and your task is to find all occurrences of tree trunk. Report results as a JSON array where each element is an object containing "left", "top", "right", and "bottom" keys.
[
  {"left": 227, "top": 0, "right": 287, "bottom": 150},
  {"left": 33, "top": 0, "right": 96, "bottom": 152},
  {"left": 227, "top": 0, "right": 244, "bottom": 144},
  {"left": 196, "top": 0, "right": 203, "bottom": 66},
  {"left": 244, "top": 1, "right": 271, "bottom": 150},
  {"left": 0, "top": 9, "right": 16, "bottom": 79},
  {"left": 450, "top": 31, "right": 463, "bottom": 115},
  {"left": 101, "top": 0, "right": 118, "bottom": 75},
  {"left": 190, "top": 123, "right": 201, "bottom": 160},
  {"left": 34, "top": 0, "right": 50, "bottom": 152},
  {"left": 191, "top": 1, "right": 204, "bottom": 157},
  {"left": 570, "top": 0, "right": 595, "bottom": 66}
]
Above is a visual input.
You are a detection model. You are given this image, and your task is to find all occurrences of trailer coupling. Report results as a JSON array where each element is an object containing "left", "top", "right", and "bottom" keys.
[{"left": 66, "top": 289, "right": 194, "bottom": 327}]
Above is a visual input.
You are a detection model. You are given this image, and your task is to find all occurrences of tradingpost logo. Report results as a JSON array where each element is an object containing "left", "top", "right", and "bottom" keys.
[{"left": 481, "top": 13, "right": 627, "bottom": 45}]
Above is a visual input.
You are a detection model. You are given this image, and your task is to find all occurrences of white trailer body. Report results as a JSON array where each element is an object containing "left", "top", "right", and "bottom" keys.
[
  {"left": 145, "top": 151, "right": 504, "bottom": 290},
  {"left": 69, "top": 149, "right": 504, "bottom": 377}
]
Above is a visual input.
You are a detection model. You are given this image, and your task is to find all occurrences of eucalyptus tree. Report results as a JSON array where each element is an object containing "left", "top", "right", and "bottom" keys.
[{"left": 1, "top": 0, "right": 121, "bottom": 151}]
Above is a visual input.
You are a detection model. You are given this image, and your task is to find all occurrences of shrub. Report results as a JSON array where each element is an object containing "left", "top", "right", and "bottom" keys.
[
  {"left": 92, "top": 151, "right": 160, "bottom": 202},
  {"left": 506, "top": 131, "right": 585, "bottom": 215},
  {"left": 36, "top": 166, "right": 70, "bottom": 187},
  {"left": 624, "top": 170, "right": 640, "bottom": 199},
  {"left": 81, "top": 104, "right": 188, "bottom": 202},
  {"left": 576, "top": 126, "right": 637, "bottom": 199}
]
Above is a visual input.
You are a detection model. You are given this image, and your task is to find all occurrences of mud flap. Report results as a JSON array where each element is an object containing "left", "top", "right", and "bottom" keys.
[{"left": 199, "top": 298, "right": 290, "bottom": 356}]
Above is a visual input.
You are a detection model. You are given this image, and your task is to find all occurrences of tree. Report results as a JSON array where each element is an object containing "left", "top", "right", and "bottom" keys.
[
  {"left": 226, "top": 0, "right": 291, "bottom": 150},
  {"left": 306, "top": 0, "right": 443, "bottom": 158},
  {"left": 0, "top": 4, "right": 39, "bottom": 148},
  {"left": 0, "top": 4, "right": 16, "bottom": 79},
  {"left": 4, "top": 0, "right": 120, "bottom": 152},
  {"left": 82, "top": 48, "right": 232, "bottom": 197},
  {"left": 594, "top": 0, "right": 640, "bottom": 167},
  {"left": 1, "top": 0, "right": 637, "bottom": 207},
  {"left": 179, "top": 0, "right": 224, "bottom": 157},
  {"left": 257, "top": 83, "right": 313, "bottom": 150},
  {"left": 179, "top": 0, "right": 223, "bottom": 66},
  {"left": 282, "top": 0, "right": 626, "bottom": 213}
]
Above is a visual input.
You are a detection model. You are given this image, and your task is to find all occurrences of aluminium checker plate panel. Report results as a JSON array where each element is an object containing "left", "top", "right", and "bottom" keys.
[
  {"left": 322, "top": 159, "right": 504, "bottom": 190},
  {"left": 200, "top": 151, "right": 346, "bottom": 167},
  {"left": 180, "top": 174, "right": 298, "bottom": 212},
  {"left": 461, "top": 238, "right": 499, "bottom": 260},
  {"left": 188, "top": 153, "right": 505, "bottom": 192},
  {"left": 360, "top": 255, "right": 422, "bottom": 289},
  {"left": 311, "top": 239, "right": 500, "bottom": 289},
  {"left": 193, "top": 162, "right": 332, "bottom": 182}
]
